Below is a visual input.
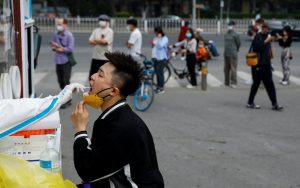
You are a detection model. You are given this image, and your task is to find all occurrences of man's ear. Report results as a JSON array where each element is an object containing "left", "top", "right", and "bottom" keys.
[{"left": 111, "top": 87, "right": 121, "bottom": 96}]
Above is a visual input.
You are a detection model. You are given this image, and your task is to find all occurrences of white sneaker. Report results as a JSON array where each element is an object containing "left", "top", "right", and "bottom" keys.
[
  {"left": 231, "top": 84, "right": 237, "bottom": 89},
  {"left": 281, "top": 81, "right": 288, "bottom": 85},
  {"left": 245, "top": 79, "right": 253, "bottom": 85},
  {"left": 186, "top": 84, "right": 195, "bottom": 89}
]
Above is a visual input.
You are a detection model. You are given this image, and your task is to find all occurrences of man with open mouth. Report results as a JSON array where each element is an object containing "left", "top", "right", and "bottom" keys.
[{"left": 71, "top": 52, "right": 164, "bottom": 188}]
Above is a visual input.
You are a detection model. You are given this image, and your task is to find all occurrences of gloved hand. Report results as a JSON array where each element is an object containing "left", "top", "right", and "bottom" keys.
[{"left": 57, "top": 83, "right": 85, "bottom": 105}]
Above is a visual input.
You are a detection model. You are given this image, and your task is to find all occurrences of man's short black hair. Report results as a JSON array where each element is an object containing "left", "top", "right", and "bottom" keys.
[
  {"left": 105, "top": 52, "right": 142, "bottom": 97},
  {"left": 127, "top": 18, "right": 137, "bottom": 27}
]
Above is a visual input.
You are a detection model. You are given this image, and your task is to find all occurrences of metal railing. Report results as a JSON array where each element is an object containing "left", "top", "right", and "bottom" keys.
[{"left": 33, "top": 17, "right": 300, "bottom": 34}]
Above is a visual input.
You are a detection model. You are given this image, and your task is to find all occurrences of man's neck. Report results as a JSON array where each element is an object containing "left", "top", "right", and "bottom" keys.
[{"left": 101, "top": 96, "right": 125, "bottom": 112}]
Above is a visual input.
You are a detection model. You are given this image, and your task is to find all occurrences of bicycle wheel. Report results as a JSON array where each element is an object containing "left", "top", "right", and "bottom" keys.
[
  {"left": 152, "top": 64, "right": 171, "bottom": 85},
  {"left": 133, "top": 82, "right": 154, "bottom": 111}
]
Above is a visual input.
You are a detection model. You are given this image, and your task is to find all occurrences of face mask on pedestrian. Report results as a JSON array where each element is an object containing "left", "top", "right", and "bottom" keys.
[
  {"left": 83, "top": 87, "right": 113, "bottom": 109},
  {"left": 185, "top": 33, "right": 192, "bottom": 39},
  {"left": 99, "top": 21, "right": 107, "bottom": 28},
  {"left": 126, "top": 25, "right": 131, "bottom": 31},
  {"left": 56, "top": 25, "right": 64, "bottom": 32}
]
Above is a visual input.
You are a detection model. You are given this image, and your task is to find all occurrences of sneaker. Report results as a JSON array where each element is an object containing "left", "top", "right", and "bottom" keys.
[
  {"left": 281, "top": 81, "right": 288, "bottom": 85},
  {"left": 186, "top": 84, "right": 195, "bottom": 89},
  {"left": 272, "top": 104, "right": 283, "bottom": 111},
  {"left": 245, "top": 79, "right": 253, "bottom": 85},
  {"left": 231, "top": 84, "right": 237, "bottom": 89},
  {"left": 155, "top": 88, "right": 165, "bottom": 94},
  {"left": 246, "top": 103, "right": 261, "bottom": 109}
]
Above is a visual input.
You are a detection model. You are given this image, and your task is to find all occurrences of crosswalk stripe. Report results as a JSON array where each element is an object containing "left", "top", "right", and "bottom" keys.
[
  {"left": 70, "top": 72, "right": 89, "bottom": 85},
  {"left": 207, "top": 73, "right": 223, "bottom": 87},
  {"left": 34, "top": 72, "right": 48, "bottom": 85},
  {"left": 237, "top": 71, "right": 251, "bottom": 81},
  {"left": 273, "top": 71, "right": 300, "bottom": 86},
  {"left": 237, "top": 71, "right": 253, "bottom": 85}
]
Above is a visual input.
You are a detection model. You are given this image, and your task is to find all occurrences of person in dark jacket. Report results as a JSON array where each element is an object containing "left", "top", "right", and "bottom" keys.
[
  {"left": 70, "top": 52, "right": 164, "bottom": 188},
  {"left": 246, "top": 24, "right": 283, "bottom": 111}
]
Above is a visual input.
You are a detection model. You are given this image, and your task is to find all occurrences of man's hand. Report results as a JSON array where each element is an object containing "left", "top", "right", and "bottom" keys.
[
  {"left": 264, "top": 35, "right": 273, "bottom": 43},
  {"left": 71, "top": 101, "right": 89, "bottom": 132},
  {"left": 55, "top": 46, "right": 64, "bottom": 52}
]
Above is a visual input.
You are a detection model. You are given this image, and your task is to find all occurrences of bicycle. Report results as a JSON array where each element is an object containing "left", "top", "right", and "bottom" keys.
[
  {"left": 154, "top": 48, "right": 192, "bottom": 85},
  {"left": 133, "top": 53, "right": 155, "bottom": 111}
]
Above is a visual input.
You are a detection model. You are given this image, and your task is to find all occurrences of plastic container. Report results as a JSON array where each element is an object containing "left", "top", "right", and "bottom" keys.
[{"left": 39, "top": 134, "right": 61, "bottom": 173}]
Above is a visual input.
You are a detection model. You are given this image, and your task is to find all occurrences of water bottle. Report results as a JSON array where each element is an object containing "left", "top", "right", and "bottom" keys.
[{"left": 40, "top": 134, "right": 60, "bottom": 173}]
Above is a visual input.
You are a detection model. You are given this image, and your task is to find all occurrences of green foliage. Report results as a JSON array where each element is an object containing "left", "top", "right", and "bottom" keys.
[{"left": 114, "top": 11, "right": 131, "bottom": 18}]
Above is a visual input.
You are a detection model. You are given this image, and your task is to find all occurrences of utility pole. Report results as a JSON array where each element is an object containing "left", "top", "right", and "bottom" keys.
[
  {"left": 192, "top": 0, "right": 196, "bottom": 29},
  {"left": 220, "top": 0, "right": 224, "bottom": 33}
]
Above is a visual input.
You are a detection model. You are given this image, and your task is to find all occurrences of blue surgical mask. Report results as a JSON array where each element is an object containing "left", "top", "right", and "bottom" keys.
[{"left": 185, "top": 33, "right": 192, "bottom": 39}]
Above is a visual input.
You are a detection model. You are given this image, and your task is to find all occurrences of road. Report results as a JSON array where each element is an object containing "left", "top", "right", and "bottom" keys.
[{"left": 34, "top": 32, "right": 300, "bottom": 188}]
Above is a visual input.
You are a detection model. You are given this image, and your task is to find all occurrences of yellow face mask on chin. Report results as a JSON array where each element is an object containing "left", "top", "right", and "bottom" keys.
[
  {"left": 83, "top": 88, "right": 112, "bottom": 109},
  {"left": 83, "top": 94, "right": 104, "bottom": 109}
]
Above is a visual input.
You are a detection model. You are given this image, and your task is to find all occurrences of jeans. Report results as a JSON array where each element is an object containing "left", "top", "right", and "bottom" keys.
[
  {"left": 154, "top": 59, "right": 166, "bottom": 89},
  {"left": 56, "top": 62, "right": 71, "bottom": 90}
]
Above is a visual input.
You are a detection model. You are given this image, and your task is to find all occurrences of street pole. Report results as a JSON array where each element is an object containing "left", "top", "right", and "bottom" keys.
[
  {"left": 192, "top": 0, "right": 196, "bottom": 29},
  {"left": 220, "top": 0, "right": 224, "bottom": 33}
]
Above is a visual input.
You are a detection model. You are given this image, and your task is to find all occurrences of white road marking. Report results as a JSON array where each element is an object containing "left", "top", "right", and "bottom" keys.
[{"left": 207, "top": 73, "right": 223, "bottom": 87}]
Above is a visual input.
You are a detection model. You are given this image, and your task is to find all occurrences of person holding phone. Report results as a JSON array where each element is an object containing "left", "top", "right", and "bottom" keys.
[
  {"left": 88, "top": 15, "right": 114, "bottom": 79},
  {"left": 49, "top": 18, "right": 74, "bottom": 109},
  {"left": 277, "top": 26, "right": 293, "bottom": 85}
]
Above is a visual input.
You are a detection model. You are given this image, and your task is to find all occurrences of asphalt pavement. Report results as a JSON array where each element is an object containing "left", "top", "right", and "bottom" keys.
[{"left": 35, "top": 32, "right": 300, "bottom": 188}]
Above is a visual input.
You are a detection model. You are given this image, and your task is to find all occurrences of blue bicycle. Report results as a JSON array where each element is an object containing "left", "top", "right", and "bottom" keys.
[{"left": 133, "top": 53, "right": 155, "bottom": 111}]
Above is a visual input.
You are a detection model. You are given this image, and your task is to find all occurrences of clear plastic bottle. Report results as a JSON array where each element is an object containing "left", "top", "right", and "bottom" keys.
[{"left": 39, "top": 134, "right": 61, "bottom": 173}]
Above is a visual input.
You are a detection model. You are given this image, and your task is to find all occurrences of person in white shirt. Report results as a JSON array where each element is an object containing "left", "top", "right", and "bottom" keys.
[
  {"left": 88, "top": 14, "right": 114, "bottom": 78},
  {"left": 126, "top": 18, "right": 142, "bottom": 62}
]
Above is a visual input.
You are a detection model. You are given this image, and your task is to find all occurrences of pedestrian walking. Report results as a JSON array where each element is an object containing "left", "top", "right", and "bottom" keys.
[
  {"left": 126, "top": 18, "right": 142, "bottom": 62},
  {"left": 152, "top": 27, "right": 169, "bottom": 94},
  {"left": 247, "top": 24, "right": 283, "bottom": 111},
  {"left": 277, "top": 26, "right": 292, "bottom": 85},
  {"left": 246, "top": 18, "right": 265, "bottom": 85},
  {"left": 173, "top": 28, "right": 198, "bottom": 88},
  {"left": 88, "top": 14, "right": 113, "bottom": 78},
  {"left": 71, "top": 52, "right": 164, "bottom": 188},
  {"left": 224, "top": 21, "right": 241, "bottom": 88},
  {"left": 49, "top": 18, "right": 74, "bottom": 109}
]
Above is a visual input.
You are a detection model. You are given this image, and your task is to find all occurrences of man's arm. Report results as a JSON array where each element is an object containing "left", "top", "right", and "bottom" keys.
[{"left": 63, "top": 33, "right": 75, "bottom": 53}]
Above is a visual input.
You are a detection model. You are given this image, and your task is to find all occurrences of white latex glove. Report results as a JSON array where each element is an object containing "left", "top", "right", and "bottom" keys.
[{"left": 57, "top": 83, "right": 85, "bottom": 105}]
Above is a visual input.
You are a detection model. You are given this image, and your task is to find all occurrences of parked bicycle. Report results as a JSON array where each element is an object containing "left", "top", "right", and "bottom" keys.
[{"left": 133, "top": 53, "right": 155, "bottom": 111}]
